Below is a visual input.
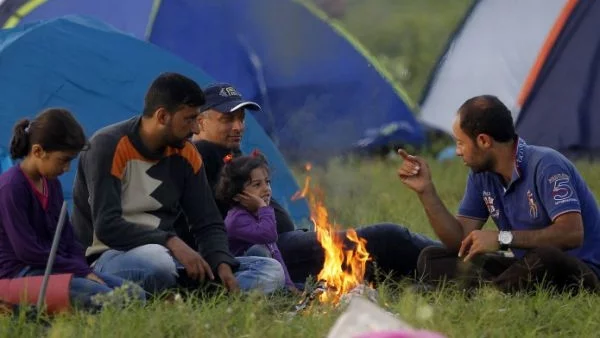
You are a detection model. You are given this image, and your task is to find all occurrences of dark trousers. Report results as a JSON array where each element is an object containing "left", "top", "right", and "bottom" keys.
[
  {"left": 278, "top": 223, "right": 441, "bottom": 283},
  {"left": 417, "top": 246, "right": 600, "bottom": 294}
]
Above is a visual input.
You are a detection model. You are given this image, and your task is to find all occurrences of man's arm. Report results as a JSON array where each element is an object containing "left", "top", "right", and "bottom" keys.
[
  {"left": 85, "top": 134, "right": 175, "bottom": 250},
  {"left": 418, "top": 186, "right": 485, "bottom": 251},
  {"left": 397, "top": 150, "right": 486, "bottom": 251},
  {"left": 461, "top": 161, "right": 586, "bottom": 261},
  {"left": 511, "top": 212, "right": 583, "bottom": 249},
  {"left": 179, "top": 147, "right": 239, "bottom": 272},
  {"left": 460, "top": 216, "right": 583, "bottom": 261}
]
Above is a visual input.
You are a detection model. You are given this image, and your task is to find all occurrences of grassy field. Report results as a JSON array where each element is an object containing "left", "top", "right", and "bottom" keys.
[{"left": 2, "top": 156, "right": 600, "bottom": 337}]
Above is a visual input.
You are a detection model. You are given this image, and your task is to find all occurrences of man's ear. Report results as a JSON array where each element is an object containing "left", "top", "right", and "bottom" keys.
[
  {"left": 155, "top": 107, "right": 170, "bottom": 126},
  {"left": 476, "top": 134, "right": 493, "bottom": 149},
  {"left": 197, "top": 113, "right": 207, "bottom": 131}
]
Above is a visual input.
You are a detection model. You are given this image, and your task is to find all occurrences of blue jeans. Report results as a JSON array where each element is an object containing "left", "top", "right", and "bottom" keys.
[
  {"left": 93, "top": 244, "right": 285, "bottom": 294},
  {"left": 277, "top": 223, "right": 442, "bottom": 283},
  {"left": 18, "top": 267, "right": 146, "bottom": 311}
]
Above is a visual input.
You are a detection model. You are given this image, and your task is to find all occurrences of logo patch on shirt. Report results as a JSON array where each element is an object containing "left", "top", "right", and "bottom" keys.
[
  {"left": 548, "top": 173, "right": 578, "bottom": 205},
  {"left": 527, "top": 190, "right": 538, "bottom": 218},
  {"left": 482, "top": 191, "right": 500, "bottom": 218}
]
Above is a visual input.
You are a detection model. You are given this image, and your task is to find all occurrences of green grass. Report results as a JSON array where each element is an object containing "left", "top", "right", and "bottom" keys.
[{"left": 3, "top": 157, "right": 600, "bottom": 337}]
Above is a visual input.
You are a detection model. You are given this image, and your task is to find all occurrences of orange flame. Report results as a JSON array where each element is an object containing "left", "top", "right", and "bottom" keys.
[
  {"left": 291, "top": 163, "right": 312, "bottom": 201},
  {"left": 293, "top": 163, "right": 370, "bottom": 304}
]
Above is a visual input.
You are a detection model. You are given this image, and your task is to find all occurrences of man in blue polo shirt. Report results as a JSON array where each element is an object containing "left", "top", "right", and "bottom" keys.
[{"left": 397, "top": 95, "right": 600, "bottom": 293}]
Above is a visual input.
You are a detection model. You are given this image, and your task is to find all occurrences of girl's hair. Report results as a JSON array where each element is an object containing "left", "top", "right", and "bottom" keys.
[
  {"left": 216, "top": 151, "right": 269, "bottom": 207},
  {"left": 9, "top": 108, "right": 88, "bottom": 160}
]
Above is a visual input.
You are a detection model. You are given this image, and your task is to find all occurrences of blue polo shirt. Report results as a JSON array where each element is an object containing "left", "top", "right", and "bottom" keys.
[{"left": 458, "top": 138, "right": 600, "bottom": 276}]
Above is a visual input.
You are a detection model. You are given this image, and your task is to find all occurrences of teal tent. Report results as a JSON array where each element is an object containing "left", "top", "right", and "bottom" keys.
[
  {"left": 0, "top": 0, "right": 425, "bottom": 162},
  {"left": 0, "top": 15, "right": 311, "bottom": 225}
]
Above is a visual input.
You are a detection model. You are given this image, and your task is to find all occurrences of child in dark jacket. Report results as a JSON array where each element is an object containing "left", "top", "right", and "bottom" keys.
[
  {"left": 216, "top": 151, "right": 296, "bottom": 291},
  {"left": 0, "top": 108, "right": 145, "bottom": 310}
]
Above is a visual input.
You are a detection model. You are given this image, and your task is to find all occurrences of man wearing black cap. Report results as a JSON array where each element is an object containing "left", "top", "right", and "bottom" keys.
[
  {"left": 72, "top": 74, "right": 286, "bottom": 295},
  {"left": 190, "top": 83, "right": 441, "bottom": 286}
]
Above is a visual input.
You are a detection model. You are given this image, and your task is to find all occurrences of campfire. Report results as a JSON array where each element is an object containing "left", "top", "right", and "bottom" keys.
[{"left": 292, "top": 164, "right": 373, "bottom": 309}]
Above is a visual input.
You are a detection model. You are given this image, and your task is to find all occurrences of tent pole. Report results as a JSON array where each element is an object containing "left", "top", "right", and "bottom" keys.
[{"left": 36, "top": 201, "right": 68, "bottom": 312}]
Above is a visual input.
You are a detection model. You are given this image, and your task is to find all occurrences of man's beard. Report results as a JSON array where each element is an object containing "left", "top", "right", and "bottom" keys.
[
  {"left": 165, "top": 132, "right": 192, "bottom": 149},
  {"left": 470, "top": 153, "right": 495, "bottom": 173}
]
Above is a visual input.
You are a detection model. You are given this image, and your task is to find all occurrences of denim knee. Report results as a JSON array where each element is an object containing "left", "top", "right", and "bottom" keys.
[
  {"left": 255, "top": 257, "right": 286, "bottom": 293},
  {"left": 94, "top": 271, "right": 148, "bottom": 303},
  {"left": 134, "top": 244, "right": 179, "bottom": 293},
  {"left": 69, "top": 276, "right": 147, "bottom": 311},
  {"left": 69, "top": 277, "right": 116, "bottom": 310},
  {"left": 95, "top": 244, "right": 178, "bottom": 294},
  {"left": 236, "top": 256, "right": 285, "bottom": 294}
]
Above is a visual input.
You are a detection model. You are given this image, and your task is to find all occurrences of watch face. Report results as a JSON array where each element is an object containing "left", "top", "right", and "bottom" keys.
[{"left": 499, "top": 231, "right": 513, "bottom": 244}]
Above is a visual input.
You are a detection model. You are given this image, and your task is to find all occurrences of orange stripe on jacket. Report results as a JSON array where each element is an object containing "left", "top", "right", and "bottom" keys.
[
  {"left": 110, "top": 137, "right": 203, "bottom": 179},
  {"left": 165, "top": 141, "right": 203, "bottom": 175},
  {"left": 110, "top": 136, "right": 148, "bottom": 179}
]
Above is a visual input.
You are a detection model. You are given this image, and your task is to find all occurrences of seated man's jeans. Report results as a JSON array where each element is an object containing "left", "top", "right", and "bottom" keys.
[{"left": 93, "top": 244, "right": 285, "bottom": 294}]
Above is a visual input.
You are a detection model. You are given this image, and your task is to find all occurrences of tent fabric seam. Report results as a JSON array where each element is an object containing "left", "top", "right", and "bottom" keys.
[
  {"left": 516, "top": 0, "right": 579, "bottom": 108},
  {"left": 417, "top": 0, "right": 480, "bottom": 108},
  {"left": 295, "top": 0, "right": 416, "bottom": 110}
]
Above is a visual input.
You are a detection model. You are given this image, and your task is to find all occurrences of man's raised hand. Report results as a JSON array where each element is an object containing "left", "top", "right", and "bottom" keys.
[{"left": 397, "top": 149, "right": 433, "bottom": 194}]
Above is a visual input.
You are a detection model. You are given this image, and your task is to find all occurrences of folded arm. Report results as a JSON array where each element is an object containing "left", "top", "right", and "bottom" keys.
[{"left": 226, "top": 207, "right": 278, "bottom": 244}]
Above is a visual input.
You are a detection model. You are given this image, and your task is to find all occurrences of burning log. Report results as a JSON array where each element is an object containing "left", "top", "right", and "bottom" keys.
[
  {"left": 294, "top": 281, "right": 379, "bottom": 315},
  {"left": 294, "top": 280, "right": 328, "bottom": 313}
]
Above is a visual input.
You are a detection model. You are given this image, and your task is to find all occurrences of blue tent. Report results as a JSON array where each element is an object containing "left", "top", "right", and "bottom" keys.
[
  {"left": 0, "top": 0, "right": 425, "bottom": 161},
  {"left": 0, "top": 15, "right": 311, "bottom": 226},
  {"left": 516, "top": 0, "right": 600, "bottom": 159}
]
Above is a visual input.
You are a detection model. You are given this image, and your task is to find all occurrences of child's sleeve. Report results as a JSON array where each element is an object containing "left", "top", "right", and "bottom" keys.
[
  {"left": 225, "top": 207, "right": 279, "bottom": 244},
  {"left": 0, "top": 185, "right": 91, "bottom": 277},
  {"left": 63, "top": 216, "right": 93, "bottom": 270},
  {"left": 55, "top": 180, "right": 92, "bottom": 268}
]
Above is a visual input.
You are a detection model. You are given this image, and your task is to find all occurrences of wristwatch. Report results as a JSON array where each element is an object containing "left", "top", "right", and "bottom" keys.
[{"left": 498, "top": 231, "right": 513, "bottom": 250}]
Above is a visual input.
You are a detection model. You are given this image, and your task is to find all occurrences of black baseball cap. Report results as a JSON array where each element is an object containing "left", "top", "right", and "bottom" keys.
[{"left": 200, "top": 83, "right": 261, "bottom": 113}]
